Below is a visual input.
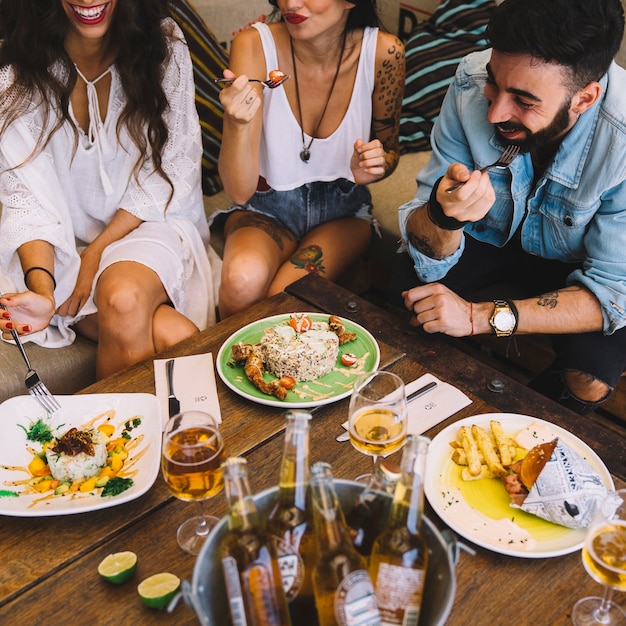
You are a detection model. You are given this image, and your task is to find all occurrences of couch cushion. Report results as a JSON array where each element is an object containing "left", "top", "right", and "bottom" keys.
[
  {"left": 399, "top": 0, "right": 495, "bottom": 153},
  {"left": 0, "top": 336, "right": 97, "bottom": 404},
  {"left": 168, "top": 0, "right": 229, "bottom": 196}
]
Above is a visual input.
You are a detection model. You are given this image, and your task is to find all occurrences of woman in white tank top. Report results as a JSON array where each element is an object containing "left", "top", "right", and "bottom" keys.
[{"left": 216, "top": 0, "right": 405, "bottom": 318}]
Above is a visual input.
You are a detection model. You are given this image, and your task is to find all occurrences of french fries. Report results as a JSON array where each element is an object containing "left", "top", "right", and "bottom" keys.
[{"left": 449, "top": 420, "right": 518, "bottom": 480}]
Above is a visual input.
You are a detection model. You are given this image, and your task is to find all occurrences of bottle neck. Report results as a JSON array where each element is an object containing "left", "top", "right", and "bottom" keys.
[
  {"left": 223, "top": 459, "right": 260, "bottom": 531},
  {"left": 388, "top": 475, "right": 424, "bottom": 534},
  {"left": 310, "top": 466, "right": 351, "bottom": 550},
  {"left": 389, "top": 435, "right": 429, "bottom": 534},
  {"left": 277, "top": 413, "right": 310, "bottom": 511}
]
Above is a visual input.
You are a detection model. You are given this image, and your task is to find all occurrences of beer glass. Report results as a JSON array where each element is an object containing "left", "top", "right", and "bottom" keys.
[
  {"left": 348, "top": 371, "right": 408, "bottom": 483},
  {"left": 572, "top": 489, "right": 626, "bottom": 625},
  {"left": 161, "top": 411, "right": 226, "bottom": 555}
]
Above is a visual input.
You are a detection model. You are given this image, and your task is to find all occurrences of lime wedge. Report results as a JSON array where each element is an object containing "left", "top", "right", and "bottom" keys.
[
  {"left": 97, "top": 551, "right": 138, "bottom": 584},
  {"left": 137, "top": 572, "right": 181, "bottom": 610}
]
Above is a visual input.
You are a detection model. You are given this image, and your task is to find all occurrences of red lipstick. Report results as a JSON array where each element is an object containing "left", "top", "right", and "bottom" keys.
[{"left": 283, "top": 13, "right": 307, "bottom": 24}]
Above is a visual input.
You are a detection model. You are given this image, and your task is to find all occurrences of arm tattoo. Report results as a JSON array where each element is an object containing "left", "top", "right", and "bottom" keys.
[
  {"left": 407, "top": 232, "right": 442, "bottom": 260},
  {"left": 537, "top": 291, "right": 559, "bottom": 309}
]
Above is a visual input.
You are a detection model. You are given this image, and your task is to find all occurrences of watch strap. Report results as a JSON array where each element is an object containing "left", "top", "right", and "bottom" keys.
[{"left": 492, "top": 299, "right": 519, "bottom": 336}]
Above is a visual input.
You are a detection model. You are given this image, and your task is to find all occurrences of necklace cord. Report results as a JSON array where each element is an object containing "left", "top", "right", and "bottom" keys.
[{"left": 290, "top": 30, "right": 347, "bottom": 162}]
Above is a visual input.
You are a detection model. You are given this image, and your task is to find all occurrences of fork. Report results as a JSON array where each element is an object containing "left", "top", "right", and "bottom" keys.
[
  {"left": 445, "top": 144, "right": 520, "bottom": 193},
  {"left": 213, "top": 75, "right": 290, "bottom": 89},
  {"left": 0, "top": 296, "right": 61, "bottom": 414}
]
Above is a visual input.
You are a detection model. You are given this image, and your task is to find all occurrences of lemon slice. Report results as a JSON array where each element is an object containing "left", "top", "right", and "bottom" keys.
[
  {"left": 137, "top": 572, "right": 181, "bottom": 610},
  {"left": 97, "top": 551, "right": 138, "bottom": 584}
]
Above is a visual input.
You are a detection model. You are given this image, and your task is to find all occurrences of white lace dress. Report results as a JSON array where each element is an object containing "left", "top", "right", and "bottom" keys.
[{"left": 0, "top": 19, "right": 220, "bottom": 347}]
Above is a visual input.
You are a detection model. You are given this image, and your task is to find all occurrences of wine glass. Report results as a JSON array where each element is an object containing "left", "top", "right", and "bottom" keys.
[
  {"left": 161, "top": 410, "right": 226, "bottom": 555},
  {"left": 572, "top": 488, "right": 626, "bottom": 625},
  {"left": 348, "top": 371, "right": 408, "bottom": 483}
]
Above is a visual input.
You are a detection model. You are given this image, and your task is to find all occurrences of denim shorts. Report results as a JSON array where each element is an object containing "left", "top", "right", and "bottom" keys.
[{"left": 209, "top": 178, "right": 374, "bottom": 240}]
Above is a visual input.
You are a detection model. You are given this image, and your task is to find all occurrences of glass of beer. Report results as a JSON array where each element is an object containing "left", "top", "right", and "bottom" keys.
[
  {"left": 161, "top": 410, "right": 226, "bottom": 555},
  {"left": 572, "top": 488, "right": 626, "bottom": 625},
  {"left": 348, "top": 371, "right": 407, "bottom": 483}
]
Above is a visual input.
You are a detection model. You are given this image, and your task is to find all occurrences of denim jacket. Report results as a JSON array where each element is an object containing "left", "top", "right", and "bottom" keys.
[{"left": 399, "top": 50, "right": 626, "bottom": 334}]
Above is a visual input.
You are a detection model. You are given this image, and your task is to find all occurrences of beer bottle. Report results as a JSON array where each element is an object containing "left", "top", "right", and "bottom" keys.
[
  {"left": 266, "top": 411, "right": 319, "bottom": 625},
  {"left": 369, "top": 435, "right": 430, "bottom": 626},
  {"left": 345, "top": 457, "right": 402, "bottom": 559},
  {"left": 310, "top": 461, "right": 381, "bottom": 626},
  {"left": 219, "top": 456, "right": 291, "bottom": 626}
]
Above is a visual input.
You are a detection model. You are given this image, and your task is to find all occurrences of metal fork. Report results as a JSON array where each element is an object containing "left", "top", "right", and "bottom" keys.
[
  {"left": 213, "top": 75, "right": 290, "bottom": 89},
  {"left": 0, "top": 296, "right": 61, "bottom": 414},
  {"left": 445, "top": 144, "right": 520, "bottom": 193}
]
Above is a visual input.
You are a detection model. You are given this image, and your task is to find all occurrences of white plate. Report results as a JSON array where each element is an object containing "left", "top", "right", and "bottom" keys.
[
  {"left": 0, "top": 394, "right": 161, "bottom": 517},
  {"left": 216, "top": 313, "right": 380, "bottom": 409},
  {"left": 424, "top": 413, "right": 614, "bottom": 558}
]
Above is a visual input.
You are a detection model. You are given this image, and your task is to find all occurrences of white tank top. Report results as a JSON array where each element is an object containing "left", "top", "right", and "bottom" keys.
[{"left": 253, "top": 22, "right": 377, "bottom": 191}]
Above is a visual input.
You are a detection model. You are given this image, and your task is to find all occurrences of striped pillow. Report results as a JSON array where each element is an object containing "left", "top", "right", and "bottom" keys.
[
  {"left": 399, "top": 0, "right": 495, "bottom": 153},
  {"left": 168, "top": 0, "right": 229, "bottom": 196}
]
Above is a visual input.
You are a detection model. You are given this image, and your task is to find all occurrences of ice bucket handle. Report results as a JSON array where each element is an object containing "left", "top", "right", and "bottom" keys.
[{"left": 176, "top": 579, "right": 212, "bottom": 625}]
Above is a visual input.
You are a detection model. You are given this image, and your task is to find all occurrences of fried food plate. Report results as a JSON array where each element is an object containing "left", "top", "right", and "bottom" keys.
[
  {"left": 424, "top": 413, "right": 614, "bottom": 558},
  {"left": 216, "top": 313, "right": 380, "bottom": 408}
]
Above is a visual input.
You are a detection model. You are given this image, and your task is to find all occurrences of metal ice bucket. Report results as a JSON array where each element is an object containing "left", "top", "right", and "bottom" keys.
[{"left": 184, "top": 479, "right": 457, "bottom": 626}]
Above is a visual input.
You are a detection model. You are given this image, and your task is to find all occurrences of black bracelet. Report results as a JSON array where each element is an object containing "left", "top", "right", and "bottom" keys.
[
  {"left": 504, "top": 298, "right": 520, "bottom": 335},
  {"left": 427, "top": 176, "right": 470, "bottom": 231},
  {"left": 24, "top": 266, "right": 56, "bottom": 291}
]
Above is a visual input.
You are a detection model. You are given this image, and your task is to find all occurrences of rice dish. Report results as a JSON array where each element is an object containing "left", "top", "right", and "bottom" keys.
[
  {"left": 45, "top": 429, "right": 107, "bottom": 482},
  {"left": 260, "top": 320, "right": 339, "bottom": 381}
]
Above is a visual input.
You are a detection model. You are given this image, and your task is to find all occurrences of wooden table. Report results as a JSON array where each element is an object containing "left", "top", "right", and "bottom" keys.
[{"left": 1, "top": 274, "right": 624, "bottom": 625}]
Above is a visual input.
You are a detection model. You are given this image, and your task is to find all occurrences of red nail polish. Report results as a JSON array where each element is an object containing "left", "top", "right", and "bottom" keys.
[
  {"left": 1, "top": 311, "right": 9, "bottom": 319},
  {"left": 23, "top": 325, "right": 31, "bottom": 333},
  {"left": 5, "top": 322, "right": 13, "bottom": 330}
]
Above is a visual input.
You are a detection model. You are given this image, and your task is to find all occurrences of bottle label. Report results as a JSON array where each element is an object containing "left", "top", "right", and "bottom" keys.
[
  {"left": 222, "top": 556, "right": 248, "bottom": 626},
  {"left": 334, "top": 569, "right": 381, "bottom": 626},
  {"left": 374, "top": 562, "right": 425, "bottom": 626},
  {"left": 276, "top": 550, "right": 304, "bottom": 600},
  {"left": 243, "top": 562, "right": 286, "bottom": 626}
]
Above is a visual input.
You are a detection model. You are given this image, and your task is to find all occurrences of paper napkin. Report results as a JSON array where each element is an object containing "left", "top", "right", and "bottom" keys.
[
  {"left": 341, "top": 372, "right": 471, "bottom": 437},
  {"left": 404, "top": 373, "right": 472, "bottom": 435},
  {"left": 154, "top": 353, "right": 221, "bottom": 431}
]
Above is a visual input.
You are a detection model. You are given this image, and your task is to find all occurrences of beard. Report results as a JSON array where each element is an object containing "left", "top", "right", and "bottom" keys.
[{"left": 494, "top": 100, "right": 573, "bottom": 154}]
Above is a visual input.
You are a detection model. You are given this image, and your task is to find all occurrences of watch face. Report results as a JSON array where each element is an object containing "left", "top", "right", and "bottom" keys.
[{"left": 494, "top": 310, "right": 516, "bottom": 331}]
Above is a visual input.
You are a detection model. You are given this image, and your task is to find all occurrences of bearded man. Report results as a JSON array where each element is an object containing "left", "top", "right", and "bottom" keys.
[{"left": 395, "top": 0, "right": 626, "bottom": 415}]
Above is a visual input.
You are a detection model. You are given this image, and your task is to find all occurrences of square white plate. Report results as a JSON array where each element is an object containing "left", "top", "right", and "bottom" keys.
[{"left": 0, "top": 394, "right": 161, "bottom": 517}]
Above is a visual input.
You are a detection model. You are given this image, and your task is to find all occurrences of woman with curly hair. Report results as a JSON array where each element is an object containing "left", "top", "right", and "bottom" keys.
[
  {"left": 215, "top": 0, "right": 405, "bottom": 318},
  {"left": 0, "top": 0, "right": 220, "bottom": 379}
]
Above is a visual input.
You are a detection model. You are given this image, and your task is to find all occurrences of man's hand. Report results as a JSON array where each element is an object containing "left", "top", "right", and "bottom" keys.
[
  {"left": 436, "top": 162, "right": 496, "bottom": 224},
  {"left": 402, "top": 282, "right": 474, "bottom": 337}
]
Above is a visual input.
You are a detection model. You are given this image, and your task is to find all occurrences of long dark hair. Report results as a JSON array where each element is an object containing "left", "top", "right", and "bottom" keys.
[
  {"left": 487, "top": 0, "right": 625, "bottom": 89},
  {"left": 0, "top": 0, "right": 174, "bottom": 189},
  {"left": 267, "top": 0, "right": 383, "bottom": 32}
]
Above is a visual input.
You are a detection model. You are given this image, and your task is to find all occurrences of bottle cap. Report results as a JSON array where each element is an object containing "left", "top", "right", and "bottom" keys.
[{"left": 378, "top": 458, "right": 402, "bottom": 481}]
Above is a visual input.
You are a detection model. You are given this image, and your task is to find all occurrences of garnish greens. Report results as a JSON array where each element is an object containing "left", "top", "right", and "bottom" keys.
[
  {"left": 0, "top": 490, "right": 19, "bottom": 498},
  {"left": 18, "top": 419, "right": 53, "bottom": 444},
  {"left": 101, "top": 477, "right": 134, "bottom": 498}
]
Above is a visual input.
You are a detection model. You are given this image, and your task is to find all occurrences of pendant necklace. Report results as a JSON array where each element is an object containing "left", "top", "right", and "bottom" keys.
[{"left": 290, "top": 31, "right": 346, "bottom": 163}]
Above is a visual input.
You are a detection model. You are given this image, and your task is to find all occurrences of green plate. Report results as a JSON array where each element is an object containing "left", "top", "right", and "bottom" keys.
[
  {"left": 424, "top": 414, "right": 614, "bottom": 558},
  {"left": 216, "top": 313, "right": 380, "bottom": 408}
]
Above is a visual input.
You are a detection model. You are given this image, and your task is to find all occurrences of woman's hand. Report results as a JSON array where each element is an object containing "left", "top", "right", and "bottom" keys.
[
  {"left": 218, "top": 69, "right": 261, "bottom": 124},
  {"left": 350, "top": 138, "right": 386, "bottom": 185},
  {"left": 0, "top": 291, "right": 56, "bottom": 339},
  {"left": 57, "top": 246, "right": 102, "bottom": 318}
]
